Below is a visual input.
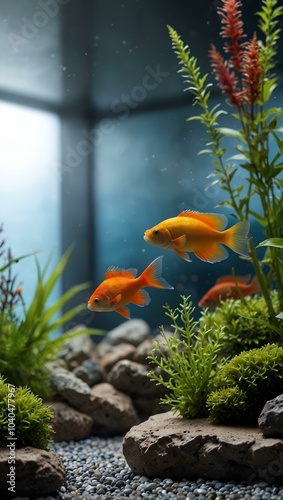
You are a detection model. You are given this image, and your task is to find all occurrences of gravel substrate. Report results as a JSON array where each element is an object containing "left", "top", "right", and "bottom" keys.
[{"left": 15, "top": 436, "right": 283, "bottom": 499}]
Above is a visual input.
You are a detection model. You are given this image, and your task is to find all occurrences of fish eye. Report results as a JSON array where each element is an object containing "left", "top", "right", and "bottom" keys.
[
  {"left": 94, "top": 298, "right": 99, "bottom": 303},
  {"left": 154, "top": 229, "right": 159, "bottom": 235}
]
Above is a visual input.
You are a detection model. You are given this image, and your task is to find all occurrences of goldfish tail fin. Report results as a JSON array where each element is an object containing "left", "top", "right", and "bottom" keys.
[
  {"left": 225, "top": 220, "right": 250, "bottom": 257},
  {"left": 141, "top": 256, "right": 174, "bottom": 290}
]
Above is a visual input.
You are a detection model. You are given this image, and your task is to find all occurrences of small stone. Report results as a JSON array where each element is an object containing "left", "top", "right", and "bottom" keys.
[
  {"left": 259, "top": 395, "right": 283, "bottom": 438},
  {"left": 48, "top": 366, "right": 92, "bottom": 410},
  {"left": 73, "top": 359, "right": 103, "bottom": 386},
  {"left": 81, "top": 382, "right": 139, "bottom": 434},
  {"left": 100, "top": 343, "right": 136, "bottom": 372},
  {"left": 108, "top": 359, "right": 165, "bottom": 397},
  {"left": 48, "top": 401, "right": 93, "bottom": 441},
  {"left": 60, "top": 329, "right": 97, "bottom": 365}
]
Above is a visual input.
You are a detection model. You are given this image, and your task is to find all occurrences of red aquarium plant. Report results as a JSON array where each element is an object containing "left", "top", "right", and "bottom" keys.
[{"left": 168, "top": 0, "right": 283, "bottom": 331}]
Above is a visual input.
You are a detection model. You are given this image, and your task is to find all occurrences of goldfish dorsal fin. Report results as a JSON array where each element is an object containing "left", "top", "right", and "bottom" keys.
[
  {"left": 178, "top": 210, "right": 228, "bottom": 230},
  {"left": 215, "top": 274, "right": 251, "bottom": 285},
  {"left": 105, "top": 267, "right": 137, "bottom": 279}
]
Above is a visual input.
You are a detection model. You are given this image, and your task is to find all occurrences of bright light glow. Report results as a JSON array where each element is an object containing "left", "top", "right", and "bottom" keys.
[{"left": 0, "top": 100, "right": 61, "bottom": 310}]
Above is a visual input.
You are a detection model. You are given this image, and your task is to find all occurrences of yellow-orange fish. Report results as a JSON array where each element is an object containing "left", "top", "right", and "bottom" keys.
[
  {"left": 198, "top": 274, "right": 261, "bottom": 309},
  {"left": 144, "top": 210, "right": 250, "bottom": 263},
  {"left": 87, "top": 256, "right": 173, "bottom": 319}
]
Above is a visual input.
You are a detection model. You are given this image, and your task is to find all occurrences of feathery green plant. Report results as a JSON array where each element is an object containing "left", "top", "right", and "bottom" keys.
[
  {"left": 147, "top": 295, "right": 225, "bottom": 418},
  {"left": 167, "top": 0, "right": 283, "bottom": 329},
  {"left": 0, "top": 228, "right": 102, "bottom": 397}
]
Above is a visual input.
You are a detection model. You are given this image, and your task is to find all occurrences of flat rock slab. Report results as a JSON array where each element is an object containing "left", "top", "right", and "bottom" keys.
[{"left": 123, "top": 411, "right": 283, "bottom": 484}]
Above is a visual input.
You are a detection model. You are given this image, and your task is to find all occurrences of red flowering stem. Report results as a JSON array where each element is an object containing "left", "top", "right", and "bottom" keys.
[
  {"left": 217, "top": 0, "right": 246, "bottom": 72},
  {"left": 209, "top": 44, "right": 242, "bottom": 108}
]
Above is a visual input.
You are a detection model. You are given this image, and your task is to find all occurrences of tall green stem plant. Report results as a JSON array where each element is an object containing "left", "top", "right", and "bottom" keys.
[{"left": 167, "top": 0, "right": 283, "bottom": 329}]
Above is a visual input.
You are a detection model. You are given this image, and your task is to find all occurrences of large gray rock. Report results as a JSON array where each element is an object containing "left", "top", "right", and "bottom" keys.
[
  {"left": 259, "top": 394, "right": 283, "bottom": 438},
  {"left": 0, "top": 447, "right": 65, "bottom": 496},
  {"left": 81, "top": 382, "right": 139, "bottom": 435},
  {"left": 60, "top": 329, "right": 97, "bottom": 367},
  {"left": 49, "top": 401, "right": 93, "bottom": 442},
  {"left": 98, "top": 319, "right": 150, "bottom": 347},
  {"left": 108, "top": 359, "right": 164, "bottom": 398},
  {"left": 123, "top": 411, "right": 283, "bottom": 484},
  {"left": 48, "top": 366, "right": 91, "bottom": 410}
]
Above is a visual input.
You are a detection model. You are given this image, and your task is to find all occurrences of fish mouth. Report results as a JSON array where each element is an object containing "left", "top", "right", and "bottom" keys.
[
  {"left": 144, "top": 232, "right": 150, "bottom": 243},
  {"left": 87, "top": 302, "right": 95, "bottom": 311}
]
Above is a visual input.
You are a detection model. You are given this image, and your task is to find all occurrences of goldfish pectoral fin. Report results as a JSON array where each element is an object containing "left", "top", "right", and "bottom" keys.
[
  {"left": 116, "top": 307, "right": 131, "bottom": 319},
  {"left": 110, "top": 294, "right": 122, "bottom": 305},
  {"left": 175, "top": 249, "right": 192, "bottom": 262},
  {"left": 131, "top": 289, "right": 151, "bottom": 306},
  {"left": 172, "top": 235, "right": 187, "bottom": 247},
  {"left": 194, "top": 244, "right": 229, "bottom": 263}
]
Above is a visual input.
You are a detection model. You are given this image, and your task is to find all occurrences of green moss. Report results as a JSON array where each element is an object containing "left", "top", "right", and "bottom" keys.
[
  {"left": 207, "top": 343, "right": 283, "bottom": 424},
  {"left": 199, "top": 293, "right": 281, "bottom": 356},
  {"left": 206, "top": 387, "right": 247, "bottom": 424},
  {"left": 0, "top": 377, "right": 53, "bottom": 449}
]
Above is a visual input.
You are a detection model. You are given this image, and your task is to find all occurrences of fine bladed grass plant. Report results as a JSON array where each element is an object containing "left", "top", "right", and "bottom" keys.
[
  {"left": 0, "top": 228, "right": 102, "bottom": 397},
  {"left": 147, "top": 295, "right": 225, "bottom": 418},
  {"left": 167, "top": 0, "right": 283, "bottom": 332}
]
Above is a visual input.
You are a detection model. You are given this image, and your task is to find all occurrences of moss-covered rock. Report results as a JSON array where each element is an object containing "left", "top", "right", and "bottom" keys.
[{"left": 207, "top": 343, "right": 283, "bottom": 424}]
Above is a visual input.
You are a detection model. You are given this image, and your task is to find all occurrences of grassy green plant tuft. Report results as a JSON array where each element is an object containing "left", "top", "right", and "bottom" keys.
[
  {"left": 0, "top": 377, "right": 53, "bottom": 449},
  {"left": 0, "top": 229, "right": 102, "bottom": 397},
  {"left": 207, "top": 343, "right": 283, "bottom": 424},
  {"left": 147, "top": 295, "right": 225, "bottom": 418}
]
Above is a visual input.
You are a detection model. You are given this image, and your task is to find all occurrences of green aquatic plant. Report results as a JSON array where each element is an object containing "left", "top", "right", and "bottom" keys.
[
  {"left": 147, "top": 295, "right": 225, "bottom": 418},
  {"left": 207, "top": 343, "right": 283, "bottom": 424},
  {"left": 199, "top": 292, "right": 281, "bottom": 356},
  {"left": 167, "top": 0, "right": 283, "bottom": 330},
  {"left": 0, "top": 376, "right": 53, "bottom": 449},
  {"left": 0, "top": 227, "right": 101, "bottom": 397}
]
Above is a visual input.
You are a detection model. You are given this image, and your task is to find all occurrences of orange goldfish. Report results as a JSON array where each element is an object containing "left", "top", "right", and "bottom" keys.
[
  {"left": 144, "top": 210, "right": 250, "bottom": 263},
  {"left": 87, "top": 256, "right": 173, "bottom": 319},
  {"left": 198, "top": 274, "right": 261, "bottom": 309}
]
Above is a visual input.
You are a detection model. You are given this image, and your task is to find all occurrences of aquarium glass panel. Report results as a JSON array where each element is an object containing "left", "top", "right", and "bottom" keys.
[
  {"left": 0, "top": 101, "right": 60, "bottom": 311},
  {"left": 0, "top": 0, "right": 62, "bottom": 104}
]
